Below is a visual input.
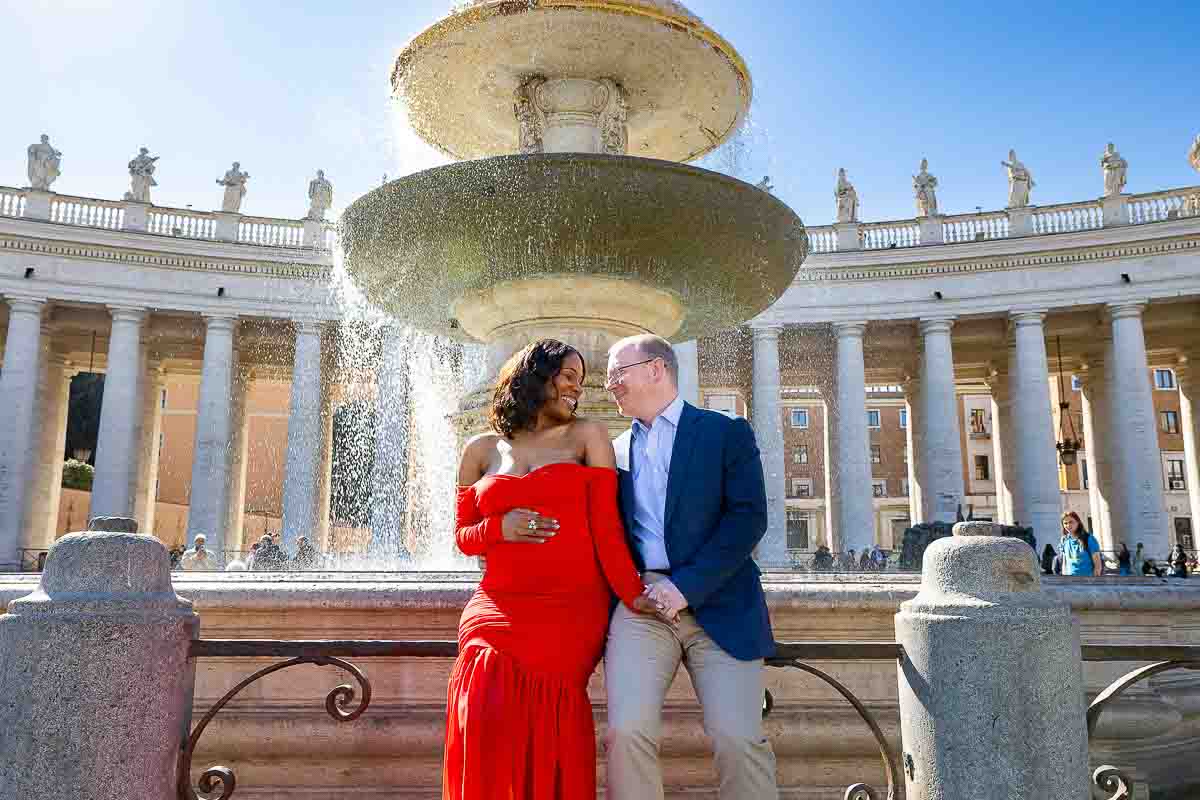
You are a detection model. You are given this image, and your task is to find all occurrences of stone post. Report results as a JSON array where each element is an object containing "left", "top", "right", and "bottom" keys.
[
  {"left": 302, "top": 218, "right": 325, "bottom": 248},
  {"left": 673, "top": 340, "right": 700, "bottom": 406},
  {"left": 214, "top": 211, "right": 239, "bottom": 242},
  {"left": 895, "top": 521, "right": 1089, "bottom": 799},
  {"left": 90, "top": 306, "right": 147, "bottom": 520},
  {"left": 918, "top": 215, "right": 943, "bottom": 245},
  {"left": 1105, "top": 303, "right": 1169, "bottom": 556},
  {"left": 282, "top": 319, "right": 325, "bottom": 552},
  {"left": 186, "top": 314, "right": 238, "bottom": 559},
  {"left": 121, "top": 200, "right": 149, "bottom": 232},
  {"left": 1008, "top": 206, "right": 1034, "bottom": 237},
  {"left": 918, "top": 317, "right": 965, "bottom": 523},
  {"left": 831, "top": 322, "right": 874, "bottom": 554},
  {"left": 24, "top": 189, "right": 52, "bottom": 221},
  {"left": 0, "top": 296, "right": 47, "bottom": 570},
  {"left": 750, "top": 325, "right": 789, "bottom": 566},
  {"left": 1009, "top": 311, "right": 1062, "bottom": 545},
  {"left": 0, "top": 523, "right": 199, "bottom": 799},
  {"left": 834, "top": 221, "right": 860, "bottom": 251},
  {"left": 1101, "top": 194, "right": 1128, "bottom": 227}
]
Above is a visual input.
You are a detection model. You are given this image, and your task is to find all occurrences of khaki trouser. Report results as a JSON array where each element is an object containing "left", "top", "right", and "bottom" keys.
[{"left": 603, "top": 574, "right": 778, "bottom": 800}]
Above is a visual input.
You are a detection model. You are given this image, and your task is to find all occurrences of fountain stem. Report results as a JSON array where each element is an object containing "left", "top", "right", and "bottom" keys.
[{"left": 516, "top": 77, "right": 628, "bottom": 155}]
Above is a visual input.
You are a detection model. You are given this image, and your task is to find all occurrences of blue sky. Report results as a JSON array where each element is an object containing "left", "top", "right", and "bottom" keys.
[{"left": 2, "top": 0, "right": 1197, "bottom": 226}]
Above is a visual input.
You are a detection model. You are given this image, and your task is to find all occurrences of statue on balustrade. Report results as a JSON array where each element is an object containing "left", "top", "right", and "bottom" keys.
[
  {"left": 835, "top": 167, "right": 858, "bottom": 223},
  {"left": 1101, "top": 143, "right": 1127, "bottom": 197},
  {"left": 1189, "top": 134, "right": 1200, "bottom": 174},
  {"left": 1001, "top": 149, "right": 1035, "bottom": 208},
  {"left": 756, "top": 175, "right": 774, "bottom": 193},
  {"left": 216, "top": 162, "right": 250, "bottom": 214},
  {"left": 913, "top": 158, "right": 939, "bottom": 217},
  {"left": 306, "top": 170, "right": 333, "bottom": 220},
  {"left": 124, "top": 147, "right": 159, "bottom": 203},
  {"left": 26, "top": 134, "right": 62, "bottom": 191}
]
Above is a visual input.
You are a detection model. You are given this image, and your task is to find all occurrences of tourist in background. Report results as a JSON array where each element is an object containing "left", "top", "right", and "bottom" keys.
[
  {"left": 1132, "top": 543, "right": 1146, "bottom": 576},
  {"left": 1041, "top": 543, "right": 1057, "bottom": 575},
  {"left": 1059, "top": 512, "right": 1101, "bottom": 576},
  {"left": 1169, "top": 544, "right": 1190, "bottom": 578},
  {"left": 1117, "top": 543, "right": 1133, "bottom": 576},
  {"left": 180, "top": 534, "right": 217, "bottom": 571},
  {"left": 292, "top": 536, "right": 320, "bottom": 570},
  {"left": 859, "top": 550, "right": 872, "bottom": 571},
  {"left": 870, "top": 544, "right": 887, "bottom": 571},
  {"left": 245, "top": 541, "right": 261, "bottom": 570},
  {"left": 252, "top": 534, "right": 285, "bottom": 571},
  {"left": 841, "top": 549, "right": 858, "bottom": 571}
]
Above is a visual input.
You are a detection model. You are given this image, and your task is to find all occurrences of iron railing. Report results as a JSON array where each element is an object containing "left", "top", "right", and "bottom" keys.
[{"left": 180, "top": 639, "right": 1200, "bottom": 800}]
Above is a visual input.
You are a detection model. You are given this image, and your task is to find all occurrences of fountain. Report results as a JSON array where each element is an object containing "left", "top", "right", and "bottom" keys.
[{"left": 340, "top": 0, "right": 807, "bottom": 434}]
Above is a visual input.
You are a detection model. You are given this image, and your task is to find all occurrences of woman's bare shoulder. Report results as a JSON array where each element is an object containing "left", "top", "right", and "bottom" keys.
[{"left": 569, "top": 417, "right": 612, "bottom": 443}]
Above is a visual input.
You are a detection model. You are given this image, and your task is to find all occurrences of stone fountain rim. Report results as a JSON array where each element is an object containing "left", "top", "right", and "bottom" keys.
[{"left": 392, "top": 0, "right": 752, "bottom": 163}]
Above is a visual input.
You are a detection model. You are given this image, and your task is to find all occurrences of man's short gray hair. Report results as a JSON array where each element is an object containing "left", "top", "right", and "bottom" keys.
[{"left": 614, "top": 334, "right": 678, "bottom": 383}]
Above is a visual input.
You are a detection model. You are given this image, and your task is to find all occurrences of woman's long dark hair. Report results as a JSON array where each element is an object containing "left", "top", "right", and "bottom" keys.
[
  {"left": 1061, "top": 511, "right": 1087, "bottom": 544},
  {"left": 489, "top": 339, "right": 584, "bottom": 438}
]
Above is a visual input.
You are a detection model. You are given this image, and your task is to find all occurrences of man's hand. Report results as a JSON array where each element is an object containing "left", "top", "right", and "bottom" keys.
[
  {"left": 500, "top": 508, "right": 559, "bottom": 543},
  {"left": 644, "top": 579, "right": 688, "bottom": 620},
  {"left": 631, "top": 593, "right": 679, "bottom": 627}
]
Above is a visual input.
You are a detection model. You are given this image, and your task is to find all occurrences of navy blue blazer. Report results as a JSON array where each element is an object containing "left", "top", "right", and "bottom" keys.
[{"left": 614, "top": 401, "right": 775, "bottom": 661}]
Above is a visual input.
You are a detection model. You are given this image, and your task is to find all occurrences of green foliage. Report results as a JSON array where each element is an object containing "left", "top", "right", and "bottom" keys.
[{"left": 61, "top": 459, "right": 94, "bottom": 491}]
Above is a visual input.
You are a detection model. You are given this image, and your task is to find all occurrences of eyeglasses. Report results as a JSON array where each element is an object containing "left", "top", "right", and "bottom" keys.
[{"left": 605, "top": 357, "right": 659, "bottom": 388}]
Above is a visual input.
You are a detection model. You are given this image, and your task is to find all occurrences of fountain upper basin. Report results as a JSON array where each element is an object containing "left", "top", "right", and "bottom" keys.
[{"left": 340, "top": 153, "right": 808, "bottom": 344}]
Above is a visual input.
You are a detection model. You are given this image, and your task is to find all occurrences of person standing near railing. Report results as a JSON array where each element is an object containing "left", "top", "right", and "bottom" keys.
[
  {"left": 1117, "top": 542, "right": 1133, "bottom": 576},
  {"left": 1169, "top": 544, "right": 1190, "bottom": 578},
  {"left": 1059, "top": 512, "right": 1101, "bottom": 576},
  {"left": 1132, "top": 542, "right": 1146, "bottom": 576}
]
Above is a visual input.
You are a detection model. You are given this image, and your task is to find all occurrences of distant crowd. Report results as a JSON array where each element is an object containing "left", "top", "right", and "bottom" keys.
[
  {"left": 1043, "top": 512, "right": 1193, "bottom": 578},
  {"left": 168, "top": 532, "right": 323, "bottom": 572}
]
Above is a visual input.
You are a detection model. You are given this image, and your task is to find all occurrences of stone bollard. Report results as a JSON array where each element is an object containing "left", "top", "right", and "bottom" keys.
[
  {"left": 0, "top": 527, "right": 199, "bottom": 800},
  {"left": 895, "top": 521, "right": 1089, "bottom": 799}
]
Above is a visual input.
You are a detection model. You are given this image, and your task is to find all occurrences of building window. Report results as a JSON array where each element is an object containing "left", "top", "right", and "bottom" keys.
[
  {"left": 969, "top": 408, "right": 988, "bottom": 436},
  {"left": 867, "top": 409, "right": 881, "bottom": 429},
  {"left": 870, "top": 444, "right": 882, "bottom": 464},
  {"left": 1162, "top": 411, "right": 1180, "bottom": 434},
  {"left": 1155, "top": 369, "right": 1177, "bottom": 390},
  {"left": 899, "top": 408, "right": 907, "bottom": 429},
  {"left": 900, "top": 478, "right": 910, "bottom": 496},
  {"left": 1071, "top": 375, "right": 1083, "bottom": 392},
  {"left": 791, "top": 478, "right": 813, "bottom": 498},
  {"left": 160, "top": 388, "right": 167, "bottom": 409},
  {"left": 791, "top": 408, "right": 809, "bottom": 429},
  {"left": 1176, "top": 518, "right": 1195, "bottom": 550},
  {"left": 974, "top": 455, "right": 990, "bottom": 481},
  {"left": 872, "top": 480, "right": 887, "bottom": 498},
  {"left": 1081, "top": 458, "right": 1089, "bottom": 490},
  {"left": 705, "top": 393, "right": 738, "bottom": 417},
  {"left": 793, "top": 445, "right": 809, "bottom": 464},
  {"left": 158, "top": 431, "right": 164, "bottom": 457},
  {"left": 786, "top": 509, "right": 810, "bottom": 551},
  {"left": 1167, "top": 459, "right": 1186, "bottom": 491}
]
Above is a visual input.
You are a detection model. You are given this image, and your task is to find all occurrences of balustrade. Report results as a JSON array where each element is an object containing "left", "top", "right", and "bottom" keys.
[
  {"left": 1033, "top": 200, "right": 1103, "bottom": 234},
  {"left": 806, "top": 225, "right": 837, "bottom": 254},
  {"left": 147, "top": 207, "right": 217, "bottom": 239},
  {"left": 49, "top": 195, "right": 124, "bottom": 230},
  {"left": 943, "top": 210, "right": 1010, "bottom": 243},
  {"left": 0, "top": 186, "right": 25, "bottom": 218},
  {"left": 1127, "top": 186, "right": 1200, "bottom": 224},
  {"left": 860, "top": 219, "right": 920, "bottom": 249},
  {"left": 238, "top": 216, "right": 305, "bottom": 247}
]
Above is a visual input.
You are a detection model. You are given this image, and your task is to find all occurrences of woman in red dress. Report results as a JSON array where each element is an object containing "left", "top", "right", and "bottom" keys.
[{"left": 445, "top": 339, "right": 664, "bottom": 800}]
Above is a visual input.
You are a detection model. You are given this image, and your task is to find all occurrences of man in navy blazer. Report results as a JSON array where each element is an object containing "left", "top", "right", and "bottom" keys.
[{"left": 603, "top": 334, "right": 777, "bottom": 800}]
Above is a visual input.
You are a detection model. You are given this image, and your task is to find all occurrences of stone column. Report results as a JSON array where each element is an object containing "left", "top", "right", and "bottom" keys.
[
  {"left": 896, "top": 522, "right": 1088, "bottom": 800},
  {"left": 371, "top": 326, "right": 412, "bottom": 558},
  {"left": 316, "top": 386, "right": 335, "bottom": 549},
  {"left": 0, "top": 296, "right": 47, "bottom": 569},
  {"left": 986, "top": 369, "right": 1015, "bottom": 525},
  {"left": 903, "top": 378, "right": 925, "bottom": 524},
  {"left": 90, "top": 307, "right": 147, "bottom": 520},
  {"left": 133, "top": 361, "right": 166, "bottom": 536},
  {"left": 831, "top": 322, "right": 874, "bottom": 554},
  {"left": 1009, "top": 312, "right": 1062, "bottom": 545},
  {"left": 1177, "top": 358, "right": 1200, "bottom": 544},
  {"left": 281, "top": 320, "right": 325, "bottom": 552},
  {"left": 918, "top": 317, "right": 966, "bottom": 523},
  {"left": 673, "top": 340, "right": 700, "bottom": 406},
  {"left": 185, "top": 314, "right": 238, "bottom": 559},
  {"left": 751, "top": 325, "right": 788, "bottom": 566},
  {"left": 0, "top": 527, "right": 199, "bottom": 799},
  {"left": 1079, "top": 362, "right": 1114, "bottom": 547},
  {"left": 1105, "top": 303, "right": 1169, "bottom": 556},
  {"left": 28, "top": 347, "right": 74, "bottom": 550},
  {"left": 224, "top": 363, "right": 252, "bottom": 553}
]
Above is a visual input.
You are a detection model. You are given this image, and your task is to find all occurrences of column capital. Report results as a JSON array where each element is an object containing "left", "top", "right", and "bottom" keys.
[
  {"left": 5, "top": 295, "right": 47, "bottom": 316},
  {"left": 832, "top": 321, "right": 867, "bottom": 338},
  {"left": 918, "top": 316, "right": 955, "bottom": 335},
  {"left": 292, "top": 317, "right": 324, "bottom": 336},
  {"left": 107, "top": 305, "right": 147, "bottom": 325},
  {"left": 1009, "top": 309, "right": 1048, "bottom": 327},
  {"left": 750, "top": 324, "right": 783, "bottom": 341},
  {"left": 201, "top": 313, "right": 239, "bottom": 333},
  {"left": 1105, "top": 301, "right": 1146, "bottom": 321}
]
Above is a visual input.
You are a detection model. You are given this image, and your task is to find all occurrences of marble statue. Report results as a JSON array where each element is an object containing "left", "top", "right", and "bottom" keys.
[
  {"left": 306, "top": 170, "right": 333, "bottom": 220},
  {"left": 514, "top": 77, "right": 546, "bottom": 155},
  {"left": 756, "top": 175, "right": 774, "bottom": 193},
  {"left": 598, "top": 79, "right": 629, "bottom": 156},
  {"left": 216, "top": 162, "right": 250, "bottom": 214},
  {"left": 1189, "top": 134, "right": 1200, "bottom": 174},
  {"left": 913, "top": 158, "right": 938, "bottom": 217},
  {"left": 1101, "top": 143, "right": 1127, "bottom": 197},
  {"left": 835, "top": 168, "right": 859, "bottom": 223},
  {"left": 1001, "top": 149, "right": 1034, "bottom": 208},
  {"left": 124, "top": 147, "right": 159, "bottom": 203},
  {"left": 26, "top": 134, "right": 62, "bottom": 191}
]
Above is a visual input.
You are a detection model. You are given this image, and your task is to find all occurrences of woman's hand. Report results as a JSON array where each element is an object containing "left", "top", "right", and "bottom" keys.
[
  {"left": 500, "top": 508, "right": 559, "bottom": 543},
  {"left": 631, "top": 592, "right": 678, "bottom": 626}
]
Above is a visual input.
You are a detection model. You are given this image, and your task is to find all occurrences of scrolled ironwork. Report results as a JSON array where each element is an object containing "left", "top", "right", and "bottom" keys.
[
  {"left": 178, "top": 656, "right": 372, "bottom": 800},
  {"left": 1093, "top": 766, "right": 1133, "bottom": 800},
  {"left": 768, "top": 657, "right": 897, "bottom": 800},
  {"left": 1086, "top": 658, "right": 1200, "bottom": 739}
]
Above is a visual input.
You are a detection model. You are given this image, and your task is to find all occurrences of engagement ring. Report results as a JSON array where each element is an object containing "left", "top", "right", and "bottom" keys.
[{"left": 527, "top": 519, "right": 538, "bottom": 531}]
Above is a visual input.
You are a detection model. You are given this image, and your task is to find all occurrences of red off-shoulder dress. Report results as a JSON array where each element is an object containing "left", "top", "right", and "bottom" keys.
[{"left": 443, "top": 462, "right": 645, "bottom": 800}]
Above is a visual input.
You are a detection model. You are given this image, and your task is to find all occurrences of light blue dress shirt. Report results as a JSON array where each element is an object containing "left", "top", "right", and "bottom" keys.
[{"left": 629, "top": 395, "right": 684, "bottom": 571}]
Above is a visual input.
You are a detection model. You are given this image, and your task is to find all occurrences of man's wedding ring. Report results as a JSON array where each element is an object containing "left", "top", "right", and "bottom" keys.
[{"left": 527, "top": 519, "right": 538, "bottom": 531}]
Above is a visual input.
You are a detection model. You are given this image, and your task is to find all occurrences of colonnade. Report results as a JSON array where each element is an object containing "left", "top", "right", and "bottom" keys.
[
  {"left": 0, "top": 296, "right": 335, "bottom": 568},
  {"left": 749, "top": 302, "right": 1183, "bottom": 564}
]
